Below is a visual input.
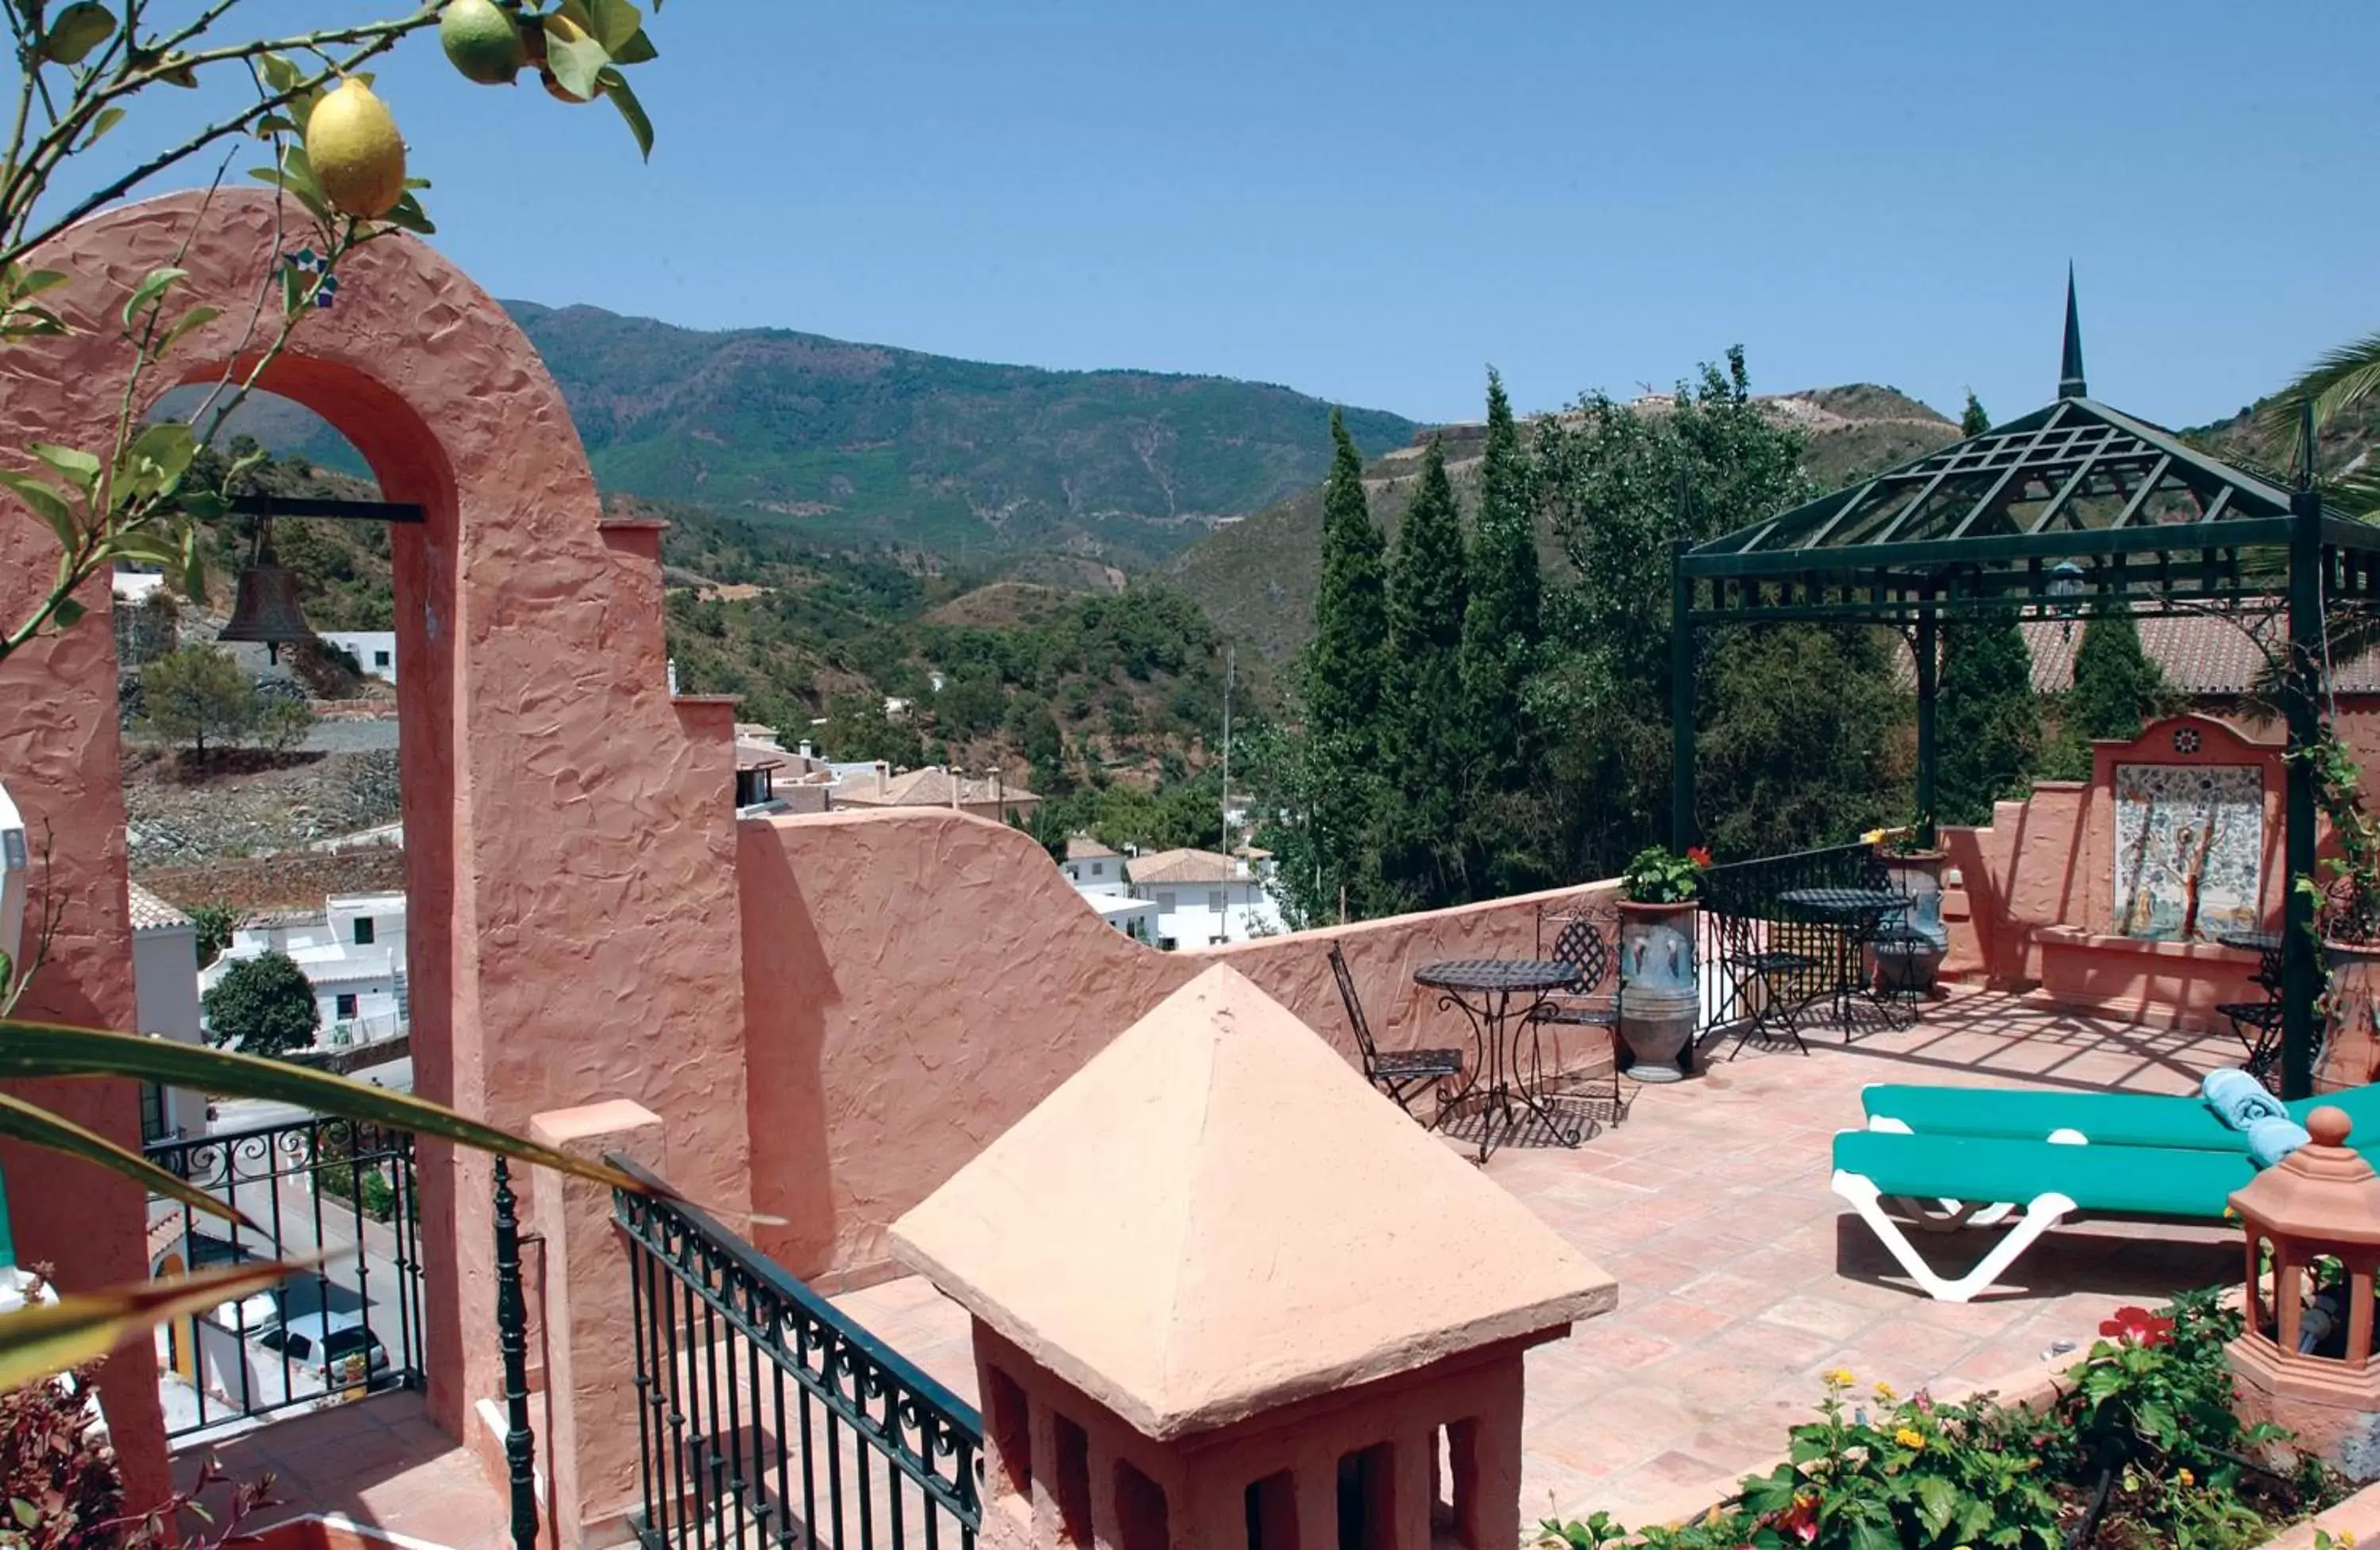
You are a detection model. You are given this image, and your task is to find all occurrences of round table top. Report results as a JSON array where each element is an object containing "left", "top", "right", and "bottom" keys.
[
  {"left": 1777, "top": 887, "right": 1910, "bottom": 919},
  {"left": 2218, "top": 930, "right": 2285, "bottom": 953},
  {"left": 1415, "top": 958, "right": 1582, "bottom": 993}
]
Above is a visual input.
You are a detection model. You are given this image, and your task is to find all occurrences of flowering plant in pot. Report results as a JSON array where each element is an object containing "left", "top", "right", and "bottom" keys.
[{"left": 1620, "top": 844, "right": 1710, "bottom": 905}]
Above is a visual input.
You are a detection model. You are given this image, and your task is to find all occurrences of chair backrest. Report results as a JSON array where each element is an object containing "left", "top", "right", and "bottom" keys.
[
  {"left": 1548, "top": 914, "right": 1611, "bottom": 993},
  {"left": 1326, "top": 942, "right": 1383, "bottom": 1076}
]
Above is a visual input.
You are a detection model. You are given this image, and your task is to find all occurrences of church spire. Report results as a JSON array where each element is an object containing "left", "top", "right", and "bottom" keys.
[{"left": 2057, "top": 264, "right": 2088, "bottom": 400}]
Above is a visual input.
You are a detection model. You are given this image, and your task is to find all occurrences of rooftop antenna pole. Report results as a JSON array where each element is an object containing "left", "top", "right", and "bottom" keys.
[{"left": 1219, "top": 644, "right": 1234, "bottom": 857}]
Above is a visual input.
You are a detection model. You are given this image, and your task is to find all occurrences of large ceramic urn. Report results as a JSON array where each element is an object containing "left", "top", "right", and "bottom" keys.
[
  {"left": 1872, "top": 847, "right": 1950, "bottom": 996},
  {"left": 1617, "top": 899, "right": 1699, "bottom": 1083},
  {"left": 2315, "top": 940, "right": 2380, "bottom": 1095}
]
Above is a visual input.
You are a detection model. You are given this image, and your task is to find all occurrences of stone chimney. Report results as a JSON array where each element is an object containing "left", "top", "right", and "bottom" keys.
[{"left": 891, "top": 965, "right": 1615, "bottom": 1550}]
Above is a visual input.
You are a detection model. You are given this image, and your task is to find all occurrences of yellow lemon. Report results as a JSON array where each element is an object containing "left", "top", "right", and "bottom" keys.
[
  {"left": 305, "top": 79, "right": 406, "bottom": 219},
  {"left": 440, "top": 0, "right": 524, "bottom": 86}
]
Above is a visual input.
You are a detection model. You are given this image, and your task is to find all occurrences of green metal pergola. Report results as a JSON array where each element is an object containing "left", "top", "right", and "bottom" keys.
[{"left": 1670, "top": 279, "right": 2379, "bottom": 1099}]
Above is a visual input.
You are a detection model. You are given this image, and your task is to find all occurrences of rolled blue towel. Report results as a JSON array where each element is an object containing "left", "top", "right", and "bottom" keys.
[
  {"left": 2204, "top": 1067, "right": 2290, "bottom": 1133},
  {"left": 2248, "top": 1114, "right": 2314, "bottom": 1168}
]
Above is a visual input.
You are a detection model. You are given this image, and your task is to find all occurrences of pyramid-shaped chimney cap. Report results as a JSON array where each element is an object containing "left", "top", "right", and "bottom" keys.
[{"left": 890, "top": 965, "right": 1617, "bottom": 1441}]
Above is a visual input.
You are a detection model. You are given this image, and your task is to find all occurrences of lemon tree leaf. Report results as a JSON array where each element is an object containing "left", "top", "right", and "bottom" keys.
[
  {"left": 601, "top": 71, "right": 654, "bottom": 160},
  {"left": 0, "top": 1257, "right": 315, "bottom": 1391},
  {"left": 25, "top": 443, "right": 99, "bottom": 493},
  {"left": 0, "top": 1017, "right": 656, "bottom": 1194},
  {"left": 121, "top": 267, "right": 186, "bottom": 327},
  {"left": 585, "top": 0, "right": 644, "bottom": 52},
  {"left": 160, "top": 305, "right": 221, "bottom": 353},
  {"left": 48, "top": 597, "right": 84, "bottom": 630},
  {"left": 0, "top": 1090, "right": 248, "bottom": 1228},
  {"left": 382, "top": 194, "right": 435, "bottom": 237},
  {"left": 544, "top": 15, "right": 610, "bottom": 100},
  {"left": 608, "top": 29, "right": 657, "bottom": 66},
  {"left": 37, "top": 3, "right": 115, "bottom": 67},
  {"left": 6, "top": 269, "right": 69, "bottom": 300},
  {"left": 0, "top": 470, "right": 79, "bottom": 548},
  {"left": 78, "top": 106, "right": 125, "bottom": 151}
]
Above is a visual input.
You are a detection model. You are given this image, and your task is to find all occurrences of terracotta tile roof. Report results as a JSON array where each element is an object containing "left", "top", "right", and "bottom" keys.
[
  {"left": 1065, "top": 836, "right": 1120, "bottom": 861},
  {"left": 1894, "top": 612, "right": 2380, "bottom": 697},
  {"left": 1127, "top": 848, "right": 1242, "bottom": 885},
  {"left": 126, "top": 882, "right": 190, "bottom": 933},
  {"left": 834, "top": 766, "right": 1040, "bottom": 809}
]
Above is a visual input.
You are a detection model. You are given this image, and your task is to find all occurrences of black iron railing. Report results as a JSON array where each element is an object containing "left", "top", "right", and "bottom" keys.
[
  {"left": 1696, "top": 841, "right": 1877, "bottom": 1033},
  {"left": 612, "top": 1157, "right": 982, "bottom": 1550},
  {"left": 144, "top": 1117, "right": 424, "bottom": 1441}
]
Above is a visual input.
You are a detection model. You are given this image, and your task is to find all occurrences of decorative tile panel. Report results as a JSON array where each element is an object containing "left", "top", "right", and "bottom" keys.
[{"left": 2112, "top": 763, "right": 2264, "bottom": 941}]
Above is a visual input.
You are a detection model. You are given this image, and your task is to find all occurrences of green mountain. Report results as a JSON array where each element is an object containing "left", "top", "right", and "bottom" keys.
[
  {"left": 1160, "top": 383, "right": 1960, "bottom": 661},
  {"left": 159, "top": 302, "right": 1419, "bottom": 569}
]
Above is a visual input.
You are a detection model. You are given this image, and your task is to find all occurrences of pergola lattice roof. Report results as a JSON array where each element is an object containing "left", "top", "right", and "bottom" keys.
[{"left": 1681, "top": 296, "right": 2380, "bottom": 624}]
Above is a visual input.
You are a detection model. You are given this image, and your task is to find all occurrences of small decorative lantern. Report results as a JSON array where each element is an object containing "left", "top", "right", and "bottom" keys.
[
  {"left": 2227, "top": 1106, "right": 2380, "bottom": 1479},
  {"left": 2047, "top": 558, "right": 2087, "bottom": 642}
]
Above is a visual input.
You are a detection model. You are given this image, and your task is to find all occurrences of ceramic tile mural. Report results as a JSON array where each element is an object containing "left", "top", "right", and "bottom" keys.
[{"left": 2112, "top": 762, "right": 2264, "bottom": 941}]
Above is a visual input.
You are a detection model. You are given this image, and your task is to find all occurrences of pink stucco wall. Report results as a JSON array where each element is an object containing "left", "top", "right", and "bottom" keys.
[
  {"left": 4, "top": 190, "right": 751, "bottom": 1471},
  {"left": 738, "top": 808, "right": 1616, "bottom": 1286}
]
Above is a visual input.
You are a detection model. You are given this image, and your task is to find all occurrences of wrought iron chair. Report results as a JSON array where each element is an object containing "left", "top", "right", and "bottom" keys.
[
  {"left": 2217, "top": 938, "right": 2287, "bottom": 1091},
  {"left": 1526, "top": 910, "right": 1624, "bottom": 1115},
  {"left": 1326, "top": 942, "right": 1464, "bottom": 1124},
  {"left": 1710, "top": 907, "right": 1821, "bottom": 1057}
]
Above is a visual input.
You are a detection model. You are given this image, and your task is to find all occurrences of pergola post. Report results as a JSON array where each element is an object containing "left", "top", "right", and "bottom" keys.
[
  {"left": 1914, "top": 588, "right": 1938, "bottom": 846},
  {"left": 1671, "top": 539, "right": 1695, "bottom": 852},
  {"left": 2282, "top": 488, "right": 2323, "bottom": 1099}
]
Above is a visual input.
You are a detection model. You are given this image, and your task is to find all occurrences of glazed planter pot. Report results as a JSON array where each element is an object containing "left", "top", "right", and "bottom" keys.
[
  {"left": 1871, "top": 847, "right": 1949, "bottom": 997},
  {"left": 1617, "top": 898, "right": 1699, "bottom": 1084},
  {"left": 2316, "top": 940, "right": 2380, "bottom": 1095}
]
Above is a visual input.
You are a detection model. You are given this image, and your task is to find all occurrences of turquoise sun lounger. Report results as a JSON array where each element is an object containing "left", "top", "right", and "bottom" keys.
[
  {"left": 1856, "top": 1080, "right": 2380, "bottom": 1151},
  {"left": 1831, "top": 1128, "right": 2257, "bottom": 1302}
]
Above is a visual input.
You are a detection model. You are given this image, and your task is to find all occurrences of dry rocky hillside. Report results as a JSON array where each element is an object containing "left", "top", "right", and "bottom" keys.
[{"left": 1160, "top": 384, "right": 1960, "bottom": 662}]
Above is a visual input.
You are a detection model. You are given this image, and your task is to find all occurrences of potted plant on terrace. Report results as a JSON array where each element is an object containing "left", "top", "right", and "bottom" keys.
[
  {"left": 1614, "top": 845, "right": 1709, "bottom": 1084},
  {"left": 2295, "top": 732, "right": 2380, "bottom": 1092},
  {"left": 1869, "top": 815, "right": 1950, "bottom": 997}
]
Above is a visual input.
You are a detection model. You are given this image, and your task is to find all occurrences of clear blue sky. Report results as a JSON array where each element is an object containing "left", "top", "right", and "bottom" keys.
[{"left": 54, "top": 2, "right": 2380, "bottom": 429}]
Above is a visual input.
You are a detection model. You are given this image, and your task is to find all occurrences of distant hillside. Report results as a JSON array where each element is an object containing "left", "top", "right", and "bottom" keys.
[
  {"left": 158, "top": 303, "right": 1419, "bottom": 569},
  {"left": 1161, "top": 384, "right": 1960, "bottom": 661}
]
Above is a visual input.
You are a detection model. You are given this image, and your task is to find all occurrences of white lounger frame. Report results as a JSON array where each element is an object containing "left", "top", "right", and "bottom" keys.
[{"left": 1833, "top": 1116, "right": 2093, "bottom": 1303}]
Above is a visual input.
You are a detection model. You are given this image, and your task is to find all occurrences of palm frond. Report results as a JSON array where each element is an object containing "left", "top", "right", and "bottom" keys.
[
  {"left": 0, "top": 1090, "right": 249, "bottom": 1229},
  {"left": 2253, "top": 331, "right": 2380, "bottom": 474},
  {"left": 0, "top": 1256, "right": 317, "bottom": 1391},
  {"left": 0, "top": 1019, "right": 651, "bottom": 1194}
]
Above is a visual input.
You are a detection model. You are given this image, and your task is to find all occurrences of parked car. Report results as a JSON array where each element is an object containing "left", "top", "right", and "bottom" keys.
[{"left": 255, "top": 1310, "right": 390, "bottom": 1376}]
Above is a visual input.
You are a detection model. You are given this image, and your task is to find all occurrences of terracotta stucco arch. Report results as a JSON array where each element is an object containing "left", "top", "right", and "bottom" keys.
[{"left": 0, "top": 189, "right": 750, "bottom": 1471}]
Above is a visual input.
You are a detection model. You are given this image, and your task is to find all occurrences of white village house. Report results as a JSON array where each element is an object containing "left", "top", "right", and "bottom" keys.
[
  {"left": 198, "top": 891, "right": 409, "bottom": 1047},
  {"left": 1127, "top": 846, "right": 1284, "bottom": 949},
  {"left": 320, "top": 629, "right": 397, "bottom": 685},
  {"left": 126, "top": 882, "right": 209, "bottom": 1141}
]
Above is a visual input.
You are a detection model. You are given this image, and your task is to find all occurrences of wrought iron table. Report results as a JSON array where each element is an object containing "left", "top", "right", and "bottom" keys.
[
  {"left": 1415, "top": 957, "right": 1587, "bottom": 1162},
  {"left": 1776, "top": 887, "right": 1916, "bottom": 1034}
]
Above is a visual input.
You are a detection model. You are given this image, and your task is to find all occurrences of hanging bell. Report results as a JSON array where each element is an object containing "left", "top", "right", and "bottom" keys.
[{"left": 217, "top": 562, "right": 314, "bottom": 664}]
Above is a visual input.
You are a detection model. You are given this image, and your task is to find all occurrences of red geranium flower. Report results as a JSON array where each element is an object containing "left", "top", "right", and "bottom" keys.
[
  {"left": 1686, "top": 846, "right": 1713, "bottom": 868},
  {"left": 2098, "top": 1306, "right": 2175, "bottom": 1348},
  {"left": 1771, "top": 1494, "right": 1819, "bottom": 1544}
]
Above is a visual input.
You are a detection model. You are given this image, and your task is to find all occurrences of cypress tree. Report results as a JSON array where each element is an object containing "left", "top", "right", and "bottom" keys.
[
  {"left": 2065, "top": 611, "right": 2166, "bottom": 743},
  {"left": 1935, "top": 612, "right": 2041, "bottom": 826},
  {"left": 1381, "top": 437, "right": 1468, "bottom": 903},
  {"left": 1301, "top": 408, "right": 1392, "bottom": 915},
  {"left": 1458, "top": 369, "right": 1544, "bottom": 888},
  {"left": 1961, "top": 389, "right": 1992, "bottom": 438}
]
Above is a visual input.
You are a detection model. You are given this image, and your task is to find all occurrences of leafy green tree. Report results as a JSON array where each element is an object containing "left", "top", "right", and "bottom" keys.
[
  {"left": 1534, "top": 347, "right": 1896, "bottom": 877},
  {"left": 823, "top": 692, "right": 925, "bottom": 769},
  {"left": 1457, "top": 370, "right": 1546, "bottom": 892},
  {"left": 1379, "top": 437, "right": 1468, "bottom": 905},
  {"left": 1297, "top": 409, "right": 1392, "bottom": 915},
  {"left": 187, "top": 904, "right": 239, "bottom": 970},
  {"left": 202, "top": 950, "right": 321, "bottom": 1057},
  {"left": 1961, "top": 389, "right": 1992, "bottom": 438},
  {"left": 134, "top": 645, "right": 259, "bottom": 760},
  {"left": 2065, "top": 611, "right": 2166, "bottom": 743},
  {"left": 1935, "top": 613, "right": 2042, "bottom": 825}
]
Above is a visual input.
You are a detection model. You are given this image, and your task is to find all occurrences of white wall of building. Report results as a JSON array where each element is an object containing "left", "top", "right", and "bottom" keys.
[
  {"left": 130, "top": 919, "right": 209, "bottom": 1140},
  {"left": 1136, "top": 877, "right": 1283, "bottom": 950},
  {"left": 201, "top": 892, "right": 409, "bottom": 1047},
  {"left": 320, "top": 630, "right": 397, "bottom": 685},
  {"left": 1061, "top": 854, "right": 1131, "bottom": 898}
]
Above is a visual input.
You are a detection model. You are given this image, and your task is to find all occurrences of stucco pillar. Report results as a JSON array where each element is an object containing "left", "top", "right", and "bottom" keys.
[{"left": 530, "top": 1100, "right": 666, "bottom": 1550}]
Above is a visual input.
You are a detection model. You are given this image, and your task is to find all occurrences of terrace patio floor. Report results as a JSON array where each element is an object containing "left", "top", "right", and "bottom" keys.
[{"left": 837, "top": 986, "right": 2253, "bottom": 1535}]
